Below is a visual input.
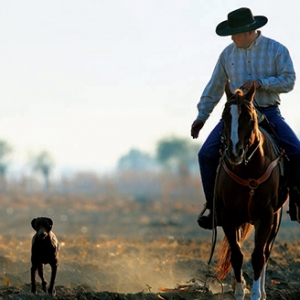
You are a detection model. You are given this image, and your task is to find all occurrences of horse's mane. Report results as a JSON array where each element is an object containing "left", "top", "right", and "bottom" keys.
[
  {"left": 227, "top": 88, "right": 255, "bottom": 111},
  {"left": 226, "top": 89, "right": 246, "bottom": 105}
]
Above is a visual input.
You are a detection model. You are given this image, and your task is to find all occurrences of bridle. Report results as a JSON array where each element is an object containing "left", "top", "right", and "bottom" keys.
[{"left": 222, "top": 98, "right": 261, "bottom": 165}]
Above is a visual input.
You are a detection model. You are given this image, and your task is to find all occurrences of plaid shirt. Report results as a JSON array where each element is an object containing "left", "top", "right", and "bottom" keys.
[{"left": 196, "top": 32, "right": 296, "bottom": 123}]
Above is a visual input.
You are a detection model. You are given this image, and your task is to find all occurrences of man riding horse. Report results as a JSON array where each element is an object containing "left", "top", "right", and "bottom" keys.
[{"left": 191, "top": 7, "right": 300, "bottom": 229}]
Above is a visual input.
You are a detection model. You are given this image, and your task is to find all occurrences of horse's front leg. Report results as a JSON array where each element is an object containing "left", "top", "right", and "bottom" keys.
[
  {"left": 233, "top": 280, "right": 245, "bottom": 300},
  {"left": 260, "top": 265, "right": 267, "bottom": 300},
  {"left": 251, "top": 209, "right": 274, "bottom": 300},
  {"left": 223, "top": 226, "right": 245, "bottom": 300},
  {"left": 258, "top": 210, "right": 280, "bottom": 300}
]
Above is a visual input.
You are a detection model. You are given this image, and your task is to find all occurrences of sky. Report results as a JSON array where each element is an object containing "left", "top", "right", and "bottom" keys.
[{"left": 1, "top": 0, "right": 300, "bottom": 174}]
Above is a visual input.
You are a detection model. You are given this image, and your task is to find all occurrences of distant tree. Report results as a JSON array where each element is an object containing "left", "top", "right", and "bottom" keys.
[
  {"left": 0, "top": 140, "right": 13, "bottom": 178},
  {"left": 30, "top": 151, "right": 54, "bottom": 192},
  {"left": 117, "top": 148, "right": 158, "bottom": 171},
  {"left": 156, "top": 136, "right": 200, "bottom": 175}
]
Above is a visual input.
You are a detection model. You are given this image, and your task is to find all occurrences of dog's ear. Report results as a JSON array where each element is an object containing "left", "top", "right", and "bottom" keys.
[
  {"left": 46, "top": 218, "right": 53, "bottom": 228},
  {"left": 31, "top": 218, "right": 37, "bottom": 231}
]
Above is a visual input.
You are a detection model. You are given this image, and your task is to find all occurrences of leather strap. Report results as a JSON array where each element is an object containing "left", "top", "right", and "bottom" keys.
[
  {"left": 221, "top": 150, "right": 285, "bottom": 221},
  {"left": 221, "top": 151, "right": 284, "bottom": 190}
]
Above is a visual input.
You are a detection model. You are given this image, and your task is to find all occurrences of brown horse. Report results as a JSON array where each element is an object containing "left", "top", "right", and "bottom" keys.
[{"left": 214, "top": 82, "right": 288, "bottom": 300}]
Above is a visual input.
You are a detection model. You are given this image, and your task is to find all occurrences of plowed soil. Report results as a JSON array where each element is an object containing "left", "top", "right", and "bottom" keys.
[{"left": 0, "top": 193, "right": 298, "bottom": 299}]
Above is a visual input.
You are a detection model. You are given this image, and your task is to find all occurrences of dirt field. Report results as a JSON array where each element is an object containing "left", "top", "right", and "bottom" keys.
[{"left": 0, "top": 190, "right": 299, "bottom": 299}]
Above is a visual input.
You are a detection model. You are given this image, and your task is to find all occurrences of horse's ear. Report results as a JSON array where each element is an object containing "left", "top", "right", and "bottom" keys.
[
  {"left": 245, "top": 82, "right": 256, "bottom": 102},
  {"left": 224, "top": 81, "right": 233, "bottom": 100}
]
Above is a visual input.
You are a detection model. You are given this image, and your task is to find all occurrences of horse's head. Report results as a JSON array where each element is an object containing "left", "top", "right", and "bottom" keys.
[{"left": 221, "top": 82, "right": 259, "bottom": 165}]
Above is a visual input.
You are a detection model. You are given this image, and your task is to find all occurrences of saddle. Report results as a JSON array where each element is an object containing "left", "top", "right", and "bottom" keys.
[
  {"left": 257, "top": 111, "right": 290, "bottom": 207},
  {"left": 257, "top": 111, "right": 288, "bottom": 176}
]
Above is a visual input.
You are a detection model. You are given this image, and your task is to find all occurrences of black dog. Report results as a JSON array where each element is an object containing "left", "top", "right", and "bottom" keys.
[{"left": 31, "top": 217, "right": 59, "bottom": 295}]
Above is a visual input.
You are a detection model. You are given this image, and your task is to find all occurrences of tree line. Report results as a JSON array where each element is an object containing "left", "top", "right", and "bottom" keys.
[
  {"left": 117, "top": 136, "right": 201, "bottom": 175},
  {"left": 0, "top": 140, "right": 54, "bottom": 191},
  {"left": 0, "top": 135, "right": 201, "bottom": 189}
]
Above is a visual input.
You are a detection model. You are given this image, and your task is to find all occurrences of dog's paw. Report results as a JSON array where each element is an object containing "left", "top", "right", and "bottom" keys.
[
  {"left": 42, "top": 281, "right": 47, "bottom": 293},
  {"left": 48, "top": 287, "right": 56, "bottom": 296}
]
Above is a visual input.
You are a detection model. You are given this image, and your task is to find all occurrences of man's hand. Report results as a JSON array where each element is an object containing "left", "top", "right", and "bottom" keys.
[
  {"left": 240, "top": 80, "right": 261, "bottom": 92},
  {"left": 191, "top": 119, "right": 204, "bottom": 139}
]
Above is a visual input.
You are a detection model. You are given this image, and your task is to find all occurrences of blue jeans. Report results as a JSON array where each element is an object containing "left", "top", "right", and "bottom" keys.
[{"left": 198, "top": 106, "right": 300, "bottom": 207}]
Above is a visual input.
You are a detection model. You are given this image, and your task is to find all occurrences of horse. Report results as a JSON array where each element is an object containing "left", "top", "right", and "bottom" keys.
[{"left": 214, "top": 82, "right": 288, "bottom": 300}]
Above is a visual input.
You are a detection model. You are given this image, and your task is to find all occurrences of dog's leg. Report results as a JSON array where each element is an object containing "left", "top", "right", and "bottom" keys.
[
  {"left": 48, "top": 263, "right": 58, "bottom": 296},
  {"left": 37, "top": 264, "right": 47, "bottom": 293},
  {"left": 31, "top": 264, "right": 38, "bottom": 294}
]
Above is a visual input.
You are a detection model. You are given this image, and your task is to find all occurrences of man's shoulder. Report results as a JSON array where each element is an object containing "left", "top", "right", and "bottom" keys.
[
  {"left": 220, "top": 42, "right": 236, "bottom": 56},
  {"left": 259, "top": 34, "right": 287, "bottom": 50},
  {"left": 222, "top": 42, "right": 235, "bottom": 51}
]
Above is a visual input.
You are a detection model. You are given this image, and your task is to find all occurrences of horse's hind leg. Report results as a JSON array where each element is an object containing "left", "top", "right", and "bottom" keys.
[
  {"left": 223, "top": 225, "right": 245, "bottom": 300},
  {"left": 251, "top": 209, "right": 274, "bottom": 300},
  {"left": 265, "top": 210, "right": 280, "bottom": 261}
]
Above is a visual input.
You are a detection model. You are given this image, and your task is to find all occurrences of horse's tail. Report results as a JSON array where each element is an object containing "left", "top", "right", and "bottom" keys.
[{"left": 215, "top": 223, "right": 253, "bottom": 279}]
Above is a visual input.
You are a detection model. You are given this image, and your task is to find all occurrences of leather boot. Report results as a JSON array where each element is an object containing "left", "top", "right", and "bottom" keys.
[
  {"left": 197, "top": 210, "right": 216, "bottom": 229},
  {"left": 287, "top": 154, "right": 300, "bottom": 223},
  {"left": 288, "top": 186, "right": 300, "bottom": 223}
]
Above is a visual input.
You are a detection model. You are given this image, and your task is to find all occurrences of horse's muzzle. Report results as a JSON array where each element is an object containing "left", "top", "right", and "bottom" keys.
[{"left": 225, "top": 148, "right": 244, "bottom": 165}]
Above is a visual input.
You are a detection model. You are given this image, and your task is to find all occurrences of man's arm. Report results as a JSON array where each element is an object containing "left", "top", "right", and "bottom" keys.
[
  {"left": 196, "top": 56, "right": 228, "bottom": 123},
  {"left": 191, "top": 53, "right": 227, "bottom": 139},
  {"left": 259, "top": 46, "right": 295, "bottom": 93}
]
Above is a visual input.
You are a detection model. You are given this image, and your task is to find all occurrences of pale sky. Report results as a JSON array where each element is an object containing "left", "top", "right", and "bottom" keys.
[{"left": 1, "top": 0, "right": 300, "bottom": 173}]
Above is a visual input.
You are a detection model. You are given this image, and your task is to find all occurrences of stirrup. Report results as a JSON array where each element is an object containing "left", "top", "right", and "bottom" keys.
[{"left": 198, "top": 203, "right": 208, "bottom": 219}]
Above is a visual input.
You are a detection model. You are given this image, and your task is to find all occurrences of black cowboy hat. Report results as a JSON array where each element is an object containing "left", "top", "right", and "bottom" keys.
[{"left": 216, "top": 7, "right": 268, "bottom": 36}]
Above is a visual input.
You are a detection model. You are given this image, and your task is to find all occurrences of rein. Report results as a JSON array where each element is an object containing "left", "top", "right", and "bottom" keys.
[
  {"left": 221, "top": 150, "right": 285, "bottom": 221},
  {"left": 244, "top": 138, "right": 261, "bottom": 165}
]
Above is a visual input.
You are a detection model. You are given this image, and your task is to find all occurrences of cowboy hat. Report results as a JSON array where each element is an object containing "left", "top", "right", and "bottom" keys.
[{"left": 216, "top": 7, "right": 268, "bottom": 36}]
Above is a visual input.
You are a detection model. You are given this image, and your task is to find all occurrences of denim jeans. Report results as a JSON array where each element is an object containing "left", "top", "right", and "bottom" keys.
[{"left": 198, "top": 106, "right": 300, "bottom": 206}]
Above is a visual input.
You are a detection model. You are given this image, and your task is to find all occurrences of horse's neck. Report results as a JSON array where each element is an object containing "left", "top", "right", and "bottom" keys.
[{"left": 256, "top": 130, "right": 276, "bottom": 161}]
